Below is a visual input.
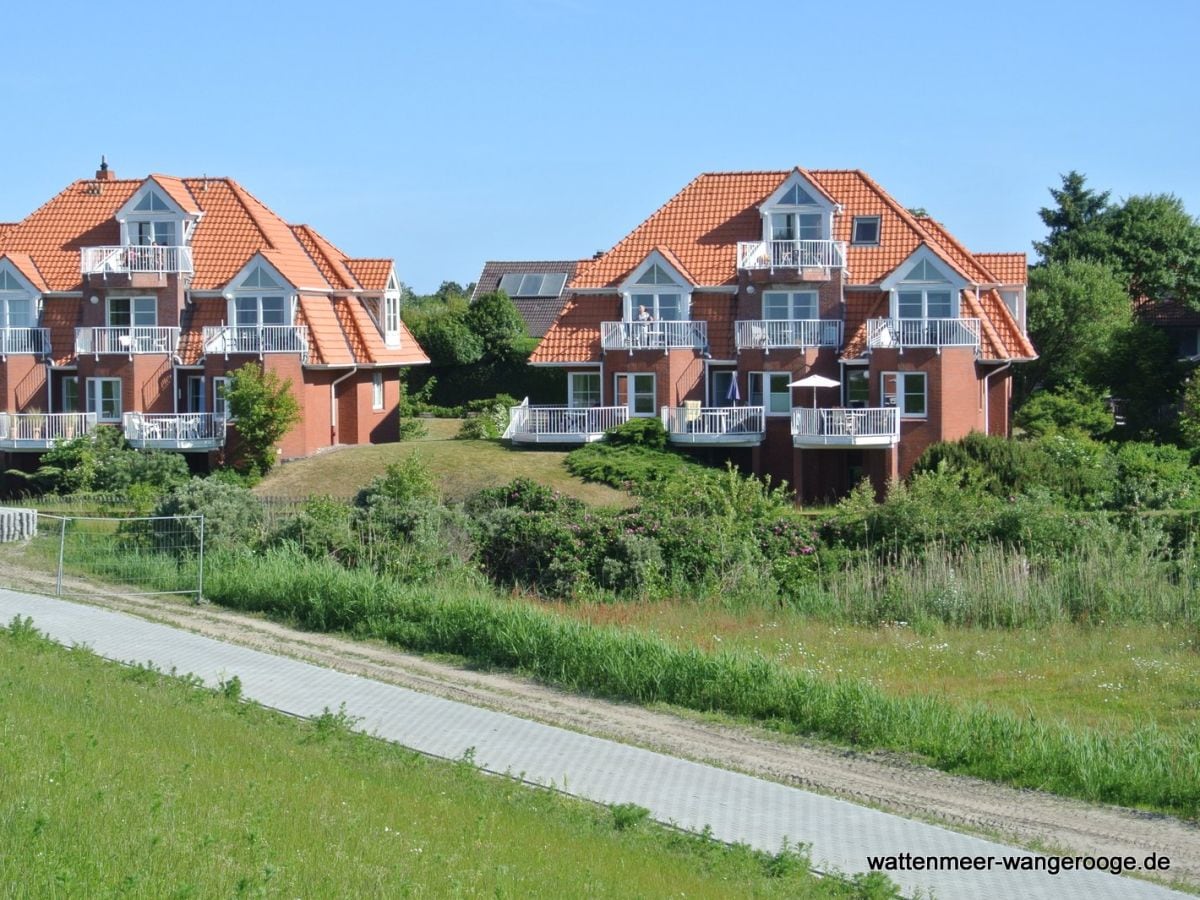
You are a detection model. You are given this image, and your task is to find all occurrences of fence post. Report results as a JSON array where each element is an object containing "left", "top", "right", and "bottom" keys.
[
  {"left": 56, "top": 516, "right": 67, "bottom": 596},
  {"left": 196, "top": 515, "right": 205, "bottom": 605}
]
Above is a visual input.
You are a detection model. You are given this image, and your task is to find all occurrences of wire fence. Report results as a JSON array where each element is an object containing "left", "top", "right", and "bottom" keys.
[{"left": 0, "top": 511, "right": 205, "bottom": 603}]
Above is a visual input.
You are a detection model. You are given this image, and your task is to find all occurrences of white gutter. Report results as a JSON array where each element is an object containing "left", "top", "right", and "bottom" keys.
[
  {"left": 981, "top": 361, "right": 1012, "bottom": 435},
  {"left": 329, "top": 366, "right": 358, "bottom": 445}
]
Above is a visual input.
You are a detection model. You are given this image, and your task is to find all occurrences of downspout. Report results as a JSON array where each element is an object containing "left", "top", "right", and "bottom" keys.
[
  {"left": 329, "top": 366, "right": 357, "bottom": 446},
  {"left": 982, "top": 361, "right": 1012, "bottom": 436}
]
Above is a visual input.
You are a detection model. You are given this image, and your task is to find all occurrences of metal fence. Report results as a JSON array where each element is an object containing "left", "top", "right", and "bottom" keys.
[{"left": 0, "top": 512, "right": 205, "bottom": 603}]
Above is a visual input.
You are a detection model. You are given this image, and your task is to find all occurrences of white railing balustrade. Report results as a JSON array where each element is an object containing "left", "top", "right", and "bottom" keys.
[
  {"left": 0, "top": 328, "right": 50, "bottom": 357},
  {"left": 75, "top": 327, "right": 180, "bottom": 355},
  {"left": 736, "top": 240, "right": 847, "bottom": 270},
  {"left": 202, "top": 325, "right": 309, "bottom": 357},
  {"left": 791, "top": 407, "right": 899, "bottom": 447},
  {"left": 662, "top": 405, "right": 765, "bottom": 443},
  {"left": 0, "top": 412, "right": 96, "bottom": 448},
  {"left": 735, "top": 319, "right": 842, "bottom": 350},
  {"left": 80, "top": 245, "right": 194, "bottom": 275},
  {"left": 506, "top": 404, "right": 628, "bottom": 442},
  {"left": 866, "top": 318, "right": 981, "bottom": 350},
  {"left": 123, "top": 413, "right": 227, "bottom": 450},
  {"left": 600, "top": 320, "right": 708, "bottom": 351}
]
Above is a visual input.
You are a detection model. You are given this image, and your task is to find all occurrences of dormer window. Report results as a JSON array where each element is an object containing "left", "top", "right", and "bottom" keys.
[
  {"left": 0, "top": 268, "right": 35, "bottom": 329},
  {"left": 623, "top": 260, "right": 688, "bottom": 321},
  {"left": 891, "top": 256, "right": 959, "bottom": 320},
  {"left": 117, "top": 180, "right": 196, "bottom": 249},
  {"left": 758, "top": 171, "right": 836, "bottom": 246},
  {"left": 131, "top": 220, "right": 176, "bottom": 247},
  {"left": 852, "top": 217, "right": 880, "bottom": 245},
  {"left": 133, "top": 190, "right": 173, "bottom": 213},
  {"left": 227, "top": 261, "right": 292, "bottom": 329},
  {"left": 383, "top": 271, "right": 402, "bottom": 348},
  {"left": 771, "top": 212, "right": 822, "bottom": 242}
]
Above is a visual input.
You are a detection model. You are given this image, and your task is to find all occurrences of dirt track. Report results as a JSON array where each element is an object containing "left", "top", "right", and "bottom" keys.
[{"left": 2, "top": 566, "right": 1197, "bottom": 889}]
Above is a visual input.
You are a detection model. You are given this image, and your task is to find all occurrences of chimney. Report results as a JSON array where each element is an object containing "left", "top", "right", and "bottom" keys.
[{"left": 95, "top": 155, "right": 114, "bottom": 181}]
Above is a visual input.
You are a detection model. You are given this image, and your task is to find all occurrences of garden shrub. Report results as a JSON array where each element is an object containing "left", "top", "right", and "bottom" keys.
[
  {"left": 354, "top": 454, "right": 439, "bottom": 508},
  {"left": 152, "top": 478, "right": 263, "bottom": 553},
  {"left": 605, "top": 417, "right": 668, "bottom": 449},
  {"left": 269, "top": 496, "right": 359, "bottom": 565}
]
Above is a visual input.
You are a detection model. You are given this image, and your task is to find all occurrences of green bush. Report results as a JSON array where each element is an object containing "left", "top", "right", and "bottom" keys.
[
  {"left": 354, "top": 455, "right": 439, "bottom": 508},
  {"left": 9, "top": 425, "right": 190, "bottom": 497},
  {"left": 605, "top": 417, "right": 668, "bottom": 449},
  {"left": 268, "top": 496, "right": 359, "bottom": 565},
  {"left": 1015, "top": 383, "right": 1115, "bottom": 438},
  {"left": 152, "top": 478, "right": 264, "bottom": 553}
]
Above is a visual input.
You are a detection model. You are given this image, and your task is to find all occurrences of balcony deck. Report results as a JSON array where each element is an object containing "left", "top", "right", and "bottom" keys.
[
  {"left": 504, "top": 404, "right": 628, "bottom": 444},
  {"left": 662, "top": 405, "right": 764, "bottom": 446},
  {"left": 791, "top": 407, "right": 899, "bottom": 448},
  {"left": 0, "top": 413, "right": 96, "bottom": 451},
  {"left": 0, "top": 328, "right": 50, "bottom": 359},
  {"left": 734, "top": 320, "right": 842, "bottom": 351},
  {"left": 81, "top": 245, "right": 194, "bottom": 276},
  {"left": 600, "top": 321, "right": 707, "bottom": 352},
  {"left": 76, "top": 327, "right": 181, "bottom": 356},
  {"left": 202, "top": 325, "right": 309, "bottom": 360},
  {"left": 866, "top": 318, "right": 981, "bottom": 351},
  {"left": 123, "top": 413, "right": 226, "bottom": 451},
  {"left": 737, "top": 240, "right": 847, "bottom": 271}
]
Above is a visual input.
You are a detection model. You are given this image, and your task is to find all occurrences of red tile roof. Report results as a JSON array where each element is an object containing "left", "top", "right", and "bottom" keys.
[
  {"left": 529, "top": 295, "right": 619, "bottom": 364},
  {"left": 975, "top": 252, "right": 1027, "bottom": 284},
  {"left": 539, "top": 168, "right": 1035, "bottom": 365},
  {"left": 42, "top": 299, "right": 81, "bottom": 366},
  {"left": 335, "top": 297, "right": 430, "bottom": 367},
  {"left": 0, "top": 171, "right": 428, "bottom": 369},
  {"left": 178, "top": 299, "right": 226, "bottom": 366}
]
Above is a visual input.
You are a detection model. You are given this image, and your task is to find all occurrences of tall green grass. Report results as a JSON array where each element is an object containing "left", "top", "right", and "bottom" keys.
[{"left": 192, "top": 547, "right": 1200, "bottom": 818}]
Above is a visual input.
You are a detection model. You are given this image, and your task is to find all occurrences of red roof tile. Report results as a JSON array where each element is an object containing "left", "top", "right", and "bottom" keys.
[
  {"left": 298, "top": 294, "right": 355, "bottom": 366},
  {"left": 335, "top": 296, "right": 430, "bottom": 366},
  {"left": 694, "top": 295, "right": 734, "bottom": 359},
  {"left": 2, "top": 252, "right": 49, "bottom": 293},
  {"left": 975, "top": 252, "right": 1027, "bottom": 284},
  {"left": 42, "top": 299, "right": 81, "bottom": 366},
  {"left": 292, "top": 225, "right": 359, "bottom": 291},
  {"left": 529, "top": 295, "right": 619, "bottom": 364},
  {"left": 344, "top": 258, "right": 393, "bottom": 292},
  {"left": 149, "top": 175, "right": 201, "bottom": 215},
  {"left": 178, "top": 299, "right": 227, "bottom": 366}
]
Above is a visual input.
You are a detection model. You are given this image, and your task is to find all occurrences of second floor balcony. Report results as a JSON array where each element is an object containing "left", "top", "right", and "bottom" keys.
[
  {"left": 0, "top": 327, "right": 50, "bottom": 358},
  {"left": 504, "top": 403, "right": 629, "bottom": 444},
  {"left": 735, "top": 319, "right": 842, "bottom": 352},
  {"left": 76, "top": 326, "right": 181, "bottom": 356},
  {"left": 737, "top": 240, "right": 847, "bottom": 271},
  {"left": 662, "top": 404, "right": 765, "bottom": 446},
  {"left": 123, "top": 413, "right": 227, "bottom": 451},
  {"left": 600, "top": 320, "right": 707, "bottom": 352},
  {"left": 791, "top": 407, "right": 900, "bottom": 448},
  {"left": 81, "top": 245, "right": 194, "bottom": 276},
  {"left": 202, "top": 325, "right": 310, "bottom": 359},
  {"left": 867, "top": 318, "right": 981, "bottom": 351},
  {"left": 0, "top": 412, "right": 96, "bottom": 450}
]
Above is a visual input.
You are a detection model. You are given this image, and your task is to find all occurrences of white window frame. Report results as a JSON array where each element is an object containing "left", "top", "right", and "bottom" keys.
[
  {"left": 116, "top": 179, "right": 196, "bottom": 248},
  {"left": 372, "top": 371, "right": 385, "bottom": 410},
  {"left": 762, "top": 290, "right": 818, "bottom": 320},
  {"left": 757, "top": 172, "right": 835, "bottom": 243},
  {"left": 881, "top": 371, "right": 927, "bottom": 419},
  {"left": 895, "top": 286, "right": 955, "bottom": 320},
  {"left": 86, "top": 378, "right": 122, "bottom": 422},
  {"left": 851, "top": 216, "right": 881, "bottom": 245},
  {"left": 748, "top": 371, "right": 793, "bottom": 416},
  {"left": 619, "top": 252, "right": 692, "bottom": 324},
  {"left": 568, "top": 371, "right": 602, "bottom": 409},
  {"left": 233, "top": 295, "right": 289, "bottom": 328},
  {"left": 186, "top": 375, "right": 206, "bottom": 414},
  {"left": 62, "top": 376, "right": 79, "bottom": 413},
  {"left": 213, "top": 377, "right": 232, "bottom": 421},
  {"left": 383, "top": 291, "right": 401, "bottom": 347},
  {"left": 614, "top": 372, "right": 656, "bottom": 417},
  {"left": 881, "top": 248, "right": 966, "bottom": 321},
  {"left": 0, "top": 264, "right": 36, "bottom": 329},
  {"left": 106, "top": 296, "right": 158, "bottom": 328}
]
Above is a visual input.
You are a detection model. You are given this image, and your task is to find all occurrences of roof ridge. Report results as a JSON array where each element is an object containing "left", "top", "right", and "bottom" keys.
[{"left": 914, "top": 215, "right": 998, "bottom": 283}]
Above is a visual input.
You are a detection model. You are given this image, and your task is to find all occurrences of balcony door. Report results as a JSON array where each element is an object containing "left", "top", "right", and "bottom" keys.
[
  {"left": 185, "top": 376, "right": 206, "bottom": 413},
  {"left": 614, "top": 373, "right": 655, "bottom": 417},
  {"left": 708, "top": 368, "right": 738, "bottom": 407}
]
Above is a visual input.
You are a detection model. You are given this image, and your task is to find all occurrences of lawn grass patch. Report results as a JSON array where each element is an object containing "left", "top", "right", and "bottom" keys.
[
  {"left": 254, "top": 419, "right": 631, "bottom": 506},
  {"left": 0, "top": 618, "right": 896, "bottom": 899},
  {"left": 192, "top": 548, "right": 1200, "bottom": 818}
]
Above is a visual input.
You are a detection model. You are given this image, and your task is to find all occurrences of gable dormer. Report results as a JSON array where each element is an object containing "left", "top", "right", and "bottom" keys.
[
  {"left": 223, "top": 255, "right": 295, "bottom": 327},
  {"left": 618, "top": 251, "right": 693, "bottom": 321},
  {"left": 879, "top": 245, "right": 968, "bottom": 320},
  {"left": 0, "top": 258, "right": 40, "bottom": 330},
  {"left": 758, "top": 170, "right": 838, "bottom": 243},
  {"left": 115, "top": 178, "right": 200, "bottom": 248}
]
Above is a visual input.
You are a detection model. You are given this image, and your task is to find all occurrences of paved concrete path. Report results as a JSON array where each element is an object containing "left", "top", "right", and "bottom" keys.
[{"left": 0, "top": 588, "right": 1189, "bottom": 899}]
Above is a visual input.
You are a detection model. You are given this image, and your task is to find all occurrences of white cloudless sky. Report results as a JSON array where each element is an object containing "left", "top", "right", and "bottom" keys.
[{"left": 2, "top": 0, "right": 1197, "bottom": 291}]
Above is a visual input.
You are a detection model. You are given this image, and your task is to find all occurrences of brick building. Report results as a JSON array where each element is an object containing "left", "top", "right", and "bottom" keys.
[
  {"left": 0, "top": 161, "right": 428, "bottom": 466},
  {"left": 514, "top": 168, "right": 1036, "bottom": 501}
]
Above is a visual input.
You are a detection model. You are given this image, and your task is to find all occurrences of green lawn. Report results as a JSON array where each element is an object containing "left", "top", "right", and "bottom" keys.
[
  {"left": 544, "top": 599, "right": 1200, "bottom": 738},
  {"left": 256, "top": 418, "right": 631, "bottom": 506},
  {"left": 0, "top": 620, "right": 895, "bottom": 898}
]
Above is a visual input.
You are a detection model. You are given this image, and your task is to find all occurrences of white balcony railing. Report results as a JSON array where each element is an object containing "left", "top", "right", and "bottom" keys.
[
  {"left": 202, "top": 325, "right": 309, "bottom": 358},
  {"left": 123, "top": 413, "right": 227, "bottom": 451},
  {"left": 0, "top": 327, "right": 50, "bottom": 357},
  {"left": 504, "top": 402, "right": 629, "bottom": 444},
  {"left": 75, "top": 327, "right": 180, "bottom": 356},
  {"left": 866, "top": 318, "right": 981, "bottom": 350},
  {"left": 791, "top": 407, "right": 900, "bottom": 448},
  {"left": 80, "top": 245, "right": 194, "bottom": 275},
  {"left": 737, "top": 240, "right": 847, "bottom": 271},
  {"left": 600, "top": 320, "right": 708, "bottom": 351},
  {"left": 662, "top": 405, "right": 765, "bottom": 445},
  {"left": 0, "top": 412, "right": 96, "bottom": 449},
  {"left": 735, "top": 319, "right": 843, "bottom": 351}
]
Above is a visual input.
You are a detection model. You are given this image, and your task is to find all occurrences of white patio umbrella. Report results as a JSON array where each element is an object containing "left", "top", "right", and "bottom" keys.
[{"left": 788, "top": 373, "right": 841, "bottom": 408}]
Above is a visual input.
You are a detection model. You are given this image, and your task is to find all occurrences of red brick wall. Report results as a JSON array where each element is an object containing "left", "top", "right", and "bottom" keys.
[{"left": 0, "top": 356, "right": 48, "bottom": 412}]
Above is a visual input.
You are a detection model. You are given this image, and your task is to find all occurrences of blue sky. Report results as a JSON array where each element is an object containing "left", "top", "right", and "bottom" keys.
[{"left": 3, "top": 0, "right": 1197, "bottom": 292}]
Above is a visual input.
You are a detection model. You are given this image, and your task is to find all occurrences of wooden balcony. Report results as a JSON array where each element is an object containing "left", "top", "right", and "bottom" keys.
[
  {"left": 791, "top": 407, "right": 899, "bottom": 448},
  {"left": 0, "top": 412, "right": 96, "bottom": 450},
  {"left": 123, "top": 413, "right": 226, "bottom": 451},
  {"left": 662, "top": 405, "right": 765, "bottom": 446},
  {"left": 504, "top": 403, "right": 628, "bottom": 444}
]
